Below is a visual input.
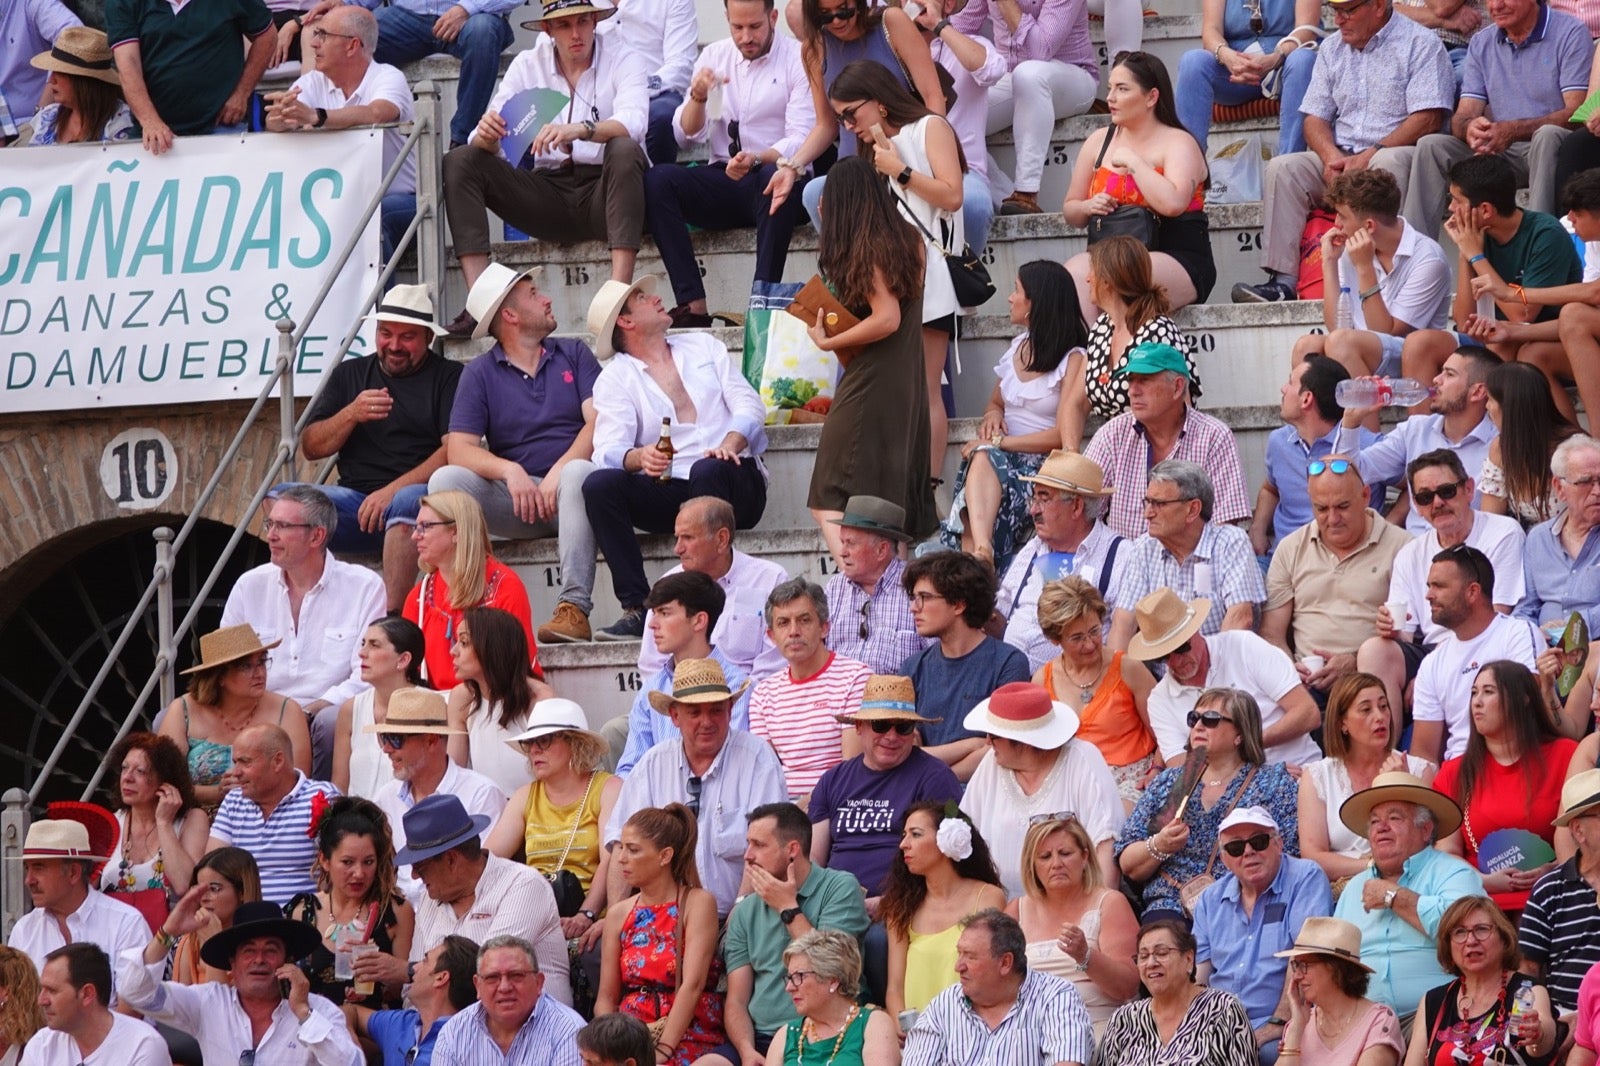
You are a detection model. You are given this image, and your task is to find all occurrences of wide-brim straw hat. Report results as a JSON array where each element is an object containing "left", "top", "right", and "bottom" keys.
[
  {"left": 587, "top": 276, "right": 658, "bottom": 360},
  {"left": 361, "top": 283, "right": 448, "bottom": 336},
  {"left": 838, "top": 675, "right": 939, "bottom": 724},
  {"left": 199, "top": 901, "right": 322, "bottom": 969},
  {"left": 22, "top": 817, "right": 111, "bottom": 863},
  {"left": 1020, "top": 450, "right": 1115, "bottom": 497},
  {"left": 522, "top": 0, "right": 617, "bottom": 28},
  {"left": 646, "top": 657, "right": 750, "bottom": 715},
  {"left": 826, "top": 496, "right": 912, "bottom": 543},
  {"left": 1554, "top": 768, "right": 1600, "bottom": 826},
  {"left": 466, "top": 263, "right": 542, "bottom": 341},
  {"left": 179, "top": 624, "right": 281, "bottom": 675},
  {"left": 1125, "top": 588, "right": 1211, "bottom": 662},
  {"left": 362, "top": 687, "right": 461, "bottom": 735},
  {"left": 31, "top": 27, "right": 120, "bottom": 86},
  {"left": 1272, "top": 916, "right": 1373, "bottom": 972},
  {"left": 963, "top": 681, "right": 1079, "bottom": 750},
  {"left": 505, "top": 698, "right": 605, "bottom": 754},
  {"left": 1339, "top": 770, "right": 1462, "bottom": 839}
]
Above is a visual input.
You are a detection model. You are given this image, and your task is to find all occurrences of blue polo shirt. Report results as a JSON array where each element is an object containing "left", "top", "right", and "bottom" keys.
[
  {"left": 1460, "top": 4, "right": 1592, "bottom": 120},
  {"left": 1192, "top": 855, "right": 1334, "bottom": 1026},
  {"left": 1263, "top": 423, "right": 1383, "bottom": 548},
  {"left": 367, "top": 1008, "right": 448, "bottom": 1066},
  {"left": 448, "top": 337, "right": 601, "bottom": 478}
]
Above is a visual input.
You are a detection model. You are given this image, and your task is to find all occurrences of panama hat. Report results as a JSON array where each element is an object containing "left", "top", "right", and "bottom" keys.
[
  {"left": 1020, "top": 450, "right": 1115, "bottom": 497},
  {"left": 31, "top": 27, "right": 120, "bottom": 86},
  {"left": 646, "top": 658, "right": 750, "bottom": 715},
  {"left": 21, "top": 818, "right": 111, "bottom": 863},
  {"left": 838, "top": 675, "right": 939, "bottom": 724},
  {"left": 465, "top": 263, "right": 542, "bottom": 341},
  {"left": 1273, "top": 917, "right": 1373, "bottom": 972},
  {"left": 1338, "top": 770, "right": 1462, "bottom": 839},
  {"left": 199, "top": 901, "right": 322, "bottom": 969},
  {"left": 587, "top": 276, "right": 659, "bottom": 360},
  {"left": 1125, "top": 588, "right": 1211, "bottom": 662},
  {"left": 362, "top": 687, "right": 461, "bottom": 735},
  {"left": 179, "top": 624, "right": 282, "bottom": 675},
  {"left": 963, "top": 681, "right": 1080, "bottom": 750},
  {"left": 826, "top": 496, "right": 913, "bottom": 543},
  {"left": 505, "top": 698, "right": 605, "bottom": 754},
  {"left": 361, "top": 284, "right": 448, "bottom": 336},
  {"left": 1554, "top": 768, "right": 1600, "bottom": 827},
  {"left": 394, "top": 794, "right": 493, "bottom": 866},
  {"left": 522, "top": 0, "right": 617, "bottom": 28}
]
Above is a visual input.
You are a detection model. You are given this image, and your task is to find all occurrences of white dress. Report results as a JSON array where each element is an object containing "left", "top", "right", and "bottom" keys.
[
  {"left": 888, "top": 115, "right": 964, "bottom": 324},
  {"left": 1304, "top": 754, "right": 1434, "bottom": 857},
  {"left": 468, "top": 701, "right": 535, "bottom": 795},
  {"left": 347, "top": 689, "right": 396, "bottom": 800}
]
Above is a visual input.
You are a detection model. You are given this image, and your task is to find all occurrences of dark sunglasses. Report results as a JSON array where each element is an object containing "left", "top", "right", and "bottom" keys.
[
  {"left": 818, "top": 4, "right": 857, "bottom": 22},
  {"left": 1158, "top": 640, "right": 1193, "bottom": 662},
  {"left": 835, "top": 100, "right": 868, "bottom": 127},
  {"left": 869, "top": 720, "right": 917, "bottom": 735},
  {"left": 379, "top": 732, "right": 408, "bottom": 750},
  {"left": 1307, "top": 458, "right": 1353, "bottom": 476},
  {"left": 1221, "top": 832, "right": 1274, "bottom": 857},
  {"left": 1411, "top": 479, "right": 1464, "bottom": 507},
  {"left": 859, "top": 599, "right": 871, "bottom": 642},
  {"left": 1186, "top": 710, "right": 1234, "bottom": 729},
  {"left": 686, "top": 775, "right": 703, "bottom": 815}
]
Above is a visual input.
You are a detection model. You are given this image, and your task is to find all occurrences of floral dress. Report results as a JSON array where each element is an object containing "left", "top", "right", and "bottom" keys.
[{"left": 619, "top": 897, "right": 725, "bottom": 1066}]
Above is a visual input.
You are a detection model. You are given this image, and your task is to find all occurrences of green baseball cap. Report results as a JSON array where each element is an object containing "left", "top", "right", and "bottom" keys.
[{"left": 1112, "top": 342, "right": 1192, "bottom": 380}]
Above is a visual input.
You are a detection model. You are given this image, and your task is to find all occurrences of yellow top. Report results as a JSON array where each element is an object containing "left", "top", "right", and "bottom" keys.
[
  {"left": 904, "top": 922, "right": 965, "bottom": 1010},
  {"left": 523, "top": 771, "right": 611, "bottom": 892}
]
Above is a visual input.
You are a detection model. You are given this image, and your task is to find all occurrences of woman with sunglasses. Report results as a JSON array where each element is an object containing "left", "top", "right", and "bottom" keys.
[
  {"left": 1274, "top": 917, "right": 1405, "bottom": 1066},
  {"left": 333, "top": 617, "right": 428, "bottom": 799},
  {"left": 1403, "top": 897, "right": 1556, "bottom": 1066},
  {"left": 881, "top": 801, "right": 1006, "bottom": 1032},
  {"left": 446, "top": 606, "right": 557, "bottom": 795},
  {"left": 488, "top": 699, "right": 620, "bottom": 946},
  {"left": 1008, "top": 813, "right": 1139, "bottom": 1041},
  {"left": 772, "top": 930, "right": 896, "bottom": 1066},
  {"left": 1101, "top": 919, "right": 1257, "bottom": 1066},
  {"left": 1475, "top": 362, "right": 1579, "bottom": 527},
  {"left": 1431, "top": 661, "right": 1573, "bottom": 915},
  {"left": 171, "top": 847, "right": 261, "bottom": 984},
  {"left": 1115, "top": 687, "right": 1299, "bottom": 921}
]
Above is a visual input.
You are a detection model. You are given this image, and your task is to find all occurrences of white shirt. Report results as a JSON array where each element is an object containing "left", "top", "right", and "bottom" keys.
[
  {"left": 19, "top": 1013, "right": 169, "bottom": 1066},
  {"left": 290, "top": 61, "right": 416, "bottom": 195},
  {"left": 410, "top": 855, "right": 572, "bottom": 1006},
  {"left": 115, "top": 948, "right": 363, "bottom": 1066},
  {"left": 1387, "top": 511, "right": 1527, "bottom": 643},
  {"left": 674, "top": 34, "right": 812, "bottom": 163},
  {"left": 377, "top": 760, "right": 507, "bottom": 904},
  {"left": 1148, "top": 630, "right": 1322, "bottom": 767},
  {"left": 931, "top": 32, "right": 1006, "bottom": 184},
  {"left": 487, "top": 33, "right": 649, "bottom": 168},
  {"left": 999, "top": 523, "right": 1129, "bottom": 671},
  {"left": 8, "top": 890, "right": 148, "bottom": 984},
  {"left": 1334, "top": 415, "right": 1499, "bottom": 536},
  {"left": 962, "top": 741, "right": 1125, "bottom": 899},
  {"left": 1337, "top": 219, "right": 1451, "bottom": 332},
  {"left": 636, "top": 549, "right": 789, "bottom": 681},
  {"left": 597, "top": 0, "right": 698, "bottom": 95},
  {"left": 220, "top": 552, "right": 386, "bottom": 709},
  {"left": 592, "top": 332, "right": 770, "bottom": 475},
  {"left": 1414, "top": 612, "right": 1544, "bottom": 760}
]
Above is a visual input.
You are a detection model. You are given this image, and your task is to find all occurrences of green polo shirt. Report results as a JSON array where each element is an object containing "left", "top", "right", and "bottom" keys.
[
  {"left": 106, "top": 0, "right": 273, "bottom": 135},
  {"left": 723, "top": 864, "right": 870, "bottom": 1034}
]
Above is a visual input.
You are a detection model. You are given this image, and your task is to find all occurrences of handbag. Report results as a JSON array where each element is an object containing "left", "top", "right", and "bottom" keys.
[
  {"left": 786, "top": 276, "right": 863, "bottom": 366},
  {"left": 1160, "top": 765, "right": 1260, "bottom": 918},
  {"left": 644, "top": 889, "right": 687, "bottom": 1046},
  {"left": 891, "top": 187, "right": 997, "bottom": 308},
  {"left": 1085, "top": 127, "right": 1160, "bottom": 247},
  {"left": 543, "top": 772, "right": 597, "bottom": 919}
]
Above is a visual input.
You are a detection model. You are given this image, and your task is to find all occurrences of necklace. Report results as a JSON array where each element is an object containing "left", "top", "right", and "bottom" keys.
[
  {"left": 117, "top": 812, "right": 165, "bottom": 892},
  {"left": 1315, "top": 1002, "right": 1360, "bottom": 1042},
  {"left": 1203, "top": 764, "right": 1242, "bottom": 788},
  {"left": 801, "top": 1005, "right": 858, "bottom": 1066},
  {"left": 1060, "top": 657, "right": 1108, "bottom": 703},
  {"left": 324, "top": 898, "right": 369, "bottom": 946}
]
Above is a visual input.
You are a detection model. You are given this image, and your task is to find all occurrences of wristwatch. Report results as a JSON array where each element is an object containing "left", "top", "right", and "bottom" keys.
[
  {"left": 313, "top": 106, "right": 328, "bottom": 129},
  {"left": 581, "top": 118, "right": 597, "bottom": 140},
  {"left": 932, "top": 17, "right": 951, "bottom": 33},
  {"left": 1383, "top": 888, "right": 1398, "bottom": 909},
  {"left": 780, "top": 906, "right": 803, "bottom": 925},
  {"left": 579, "top": 908, "right": 598, "bottom": 921},
  {"left": 896, "top": 165, "right": 914, "bottom": 186}
]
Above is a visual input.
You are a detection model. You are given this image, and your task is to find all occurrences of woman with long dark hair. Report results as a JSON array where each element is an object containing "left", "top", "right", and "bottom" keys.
[
  {"left": 101, "top": 732, "right": 210, "bottom": 932},
  {"left": 446, "top": 606, "right": 554, "bottom": 794},
  {"left": 334, "top": 616, "right": 428, "bottom": 798},
  {"left": 806, "top": 156, "right": 937, "bottom": 560},
  {"left": 881, "top": 801, "right": 1006, "bottom": 1032},
  {"left": 1479, "top": 361, "right": 1580, "bottom": 527},
  {"left": 939, "top": 261, "right": 1086, "bottom": 570},
  {"left": 22, "top": 28, "right": 134, "bottom": 145}
]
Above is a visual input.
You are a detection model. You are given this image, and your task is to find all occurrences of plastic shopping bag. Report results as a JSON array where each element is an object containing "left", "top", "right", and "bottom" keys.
[
  {"left": 1208, "top": 133, "right": 1268, "bottom": 204},
  {"left": 742, "top": 281, "right": 838, "bottom": 424}
]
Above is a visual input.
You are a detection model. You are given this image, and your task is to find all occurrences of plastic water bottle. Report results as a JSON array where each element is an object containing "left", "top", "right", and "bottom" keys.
[
  {"left": 1510, "top": 984, "right": 1536, "bottom": 1046},
  {"left": 1335, "top": 377, "right": 1435, "bottom": 408},
  {"left": 1335, "top": 286, "right": 1354, "bottom": 331},
  {"left": 1476, "top": 289, "right": 1497, "bottom": 322}
]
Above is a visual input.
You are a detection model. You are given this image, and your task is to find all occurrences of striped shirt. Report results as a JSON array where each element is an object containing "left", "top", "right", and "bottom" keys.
[
  {"left": 210, "top": 773, "right": 341, "bottom": 904},
  {"left": 904, "top": 970, "right": 1093, "bottom": 1066},
  {"left": 1518, "top": 858, "right": 1600, "bottom": 1013},
  {"left": 747, "top": 652, "right": 871, "bottom": 796},
  {"left": 1085, "top": 407, "right": 1251, "bottom": 540},
  {"left": 431, "top": 996, "right": 585, "bottom": 1066},
  {"left": 824, "top": 558, "right": 932, "bottom": 674}
]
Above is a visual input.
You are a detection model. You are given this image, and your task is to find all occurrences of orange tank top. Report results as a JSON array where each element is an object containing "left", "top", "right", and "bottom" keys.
[
  {"left": 1042, "top": 652, "right": 1156, "bottom": 767},
  {"left": 1090, "top": 165, "right": 1205, "bottom": 214}
]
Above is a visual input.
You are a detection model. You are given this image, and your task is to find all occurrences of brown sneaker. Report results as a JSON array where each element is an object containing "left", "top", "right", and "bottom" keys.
[
  {"left": 1000, "top": 191, "right": 1043, "bottom": 215},
  {"left": 537, "top": 602, "right": 591, "bottom": 644},
  {"left": 444, "top": 308, "right": 477, "bottom": 338}
]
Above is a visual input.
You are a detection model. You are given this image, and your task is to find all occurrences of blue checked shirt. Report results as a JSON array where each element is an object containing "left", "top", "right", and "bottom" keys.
[
  {"left": 825, "top": 558, "right": 933, "bottom": 674},
  {"left": 1114, "top": 523, "right": 1266, "bottom": 637},
  {"left": 904, "top": 971, "right": 1094, "bottom": 1066}
]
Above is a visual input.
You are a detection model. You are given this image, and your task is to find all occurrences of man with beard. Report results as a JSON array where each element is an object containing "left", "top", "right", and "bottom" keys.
[{"left": 24, "top": 944, "right": 167, "bottom": 1066}]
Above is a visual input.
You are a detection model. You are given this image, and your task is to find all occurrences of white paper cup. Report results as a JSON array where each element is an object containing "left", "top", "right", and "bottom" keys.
[
  {"left": 1385, "top": 600, "right": 1414, "bottom": 635},
  {"left": 1301, "top": 655, "right": 1326, "bottom": 673}
]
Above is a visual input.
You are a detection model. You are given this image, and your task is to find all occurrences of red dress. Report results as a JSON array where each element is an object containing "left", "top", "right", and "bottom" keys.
[
  {"left": 403, "top": 557, "right": 540, "bottom": 688},
  {"left": 619, "top": 898, "right": 725, "bottom": 1066}
]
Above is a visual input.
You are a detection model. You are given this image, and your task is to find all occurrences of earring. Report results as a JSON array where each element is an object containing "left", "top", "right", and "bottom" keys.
[{"left": 830, "top": 984, "right": 839, "bottom": 993}]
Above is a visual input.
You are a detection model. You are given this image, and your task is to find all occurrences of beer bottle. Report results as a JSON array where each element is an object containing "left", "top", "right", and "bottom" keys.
[{"left": 654, "top": 418, "right": 674, "bottom": 482}]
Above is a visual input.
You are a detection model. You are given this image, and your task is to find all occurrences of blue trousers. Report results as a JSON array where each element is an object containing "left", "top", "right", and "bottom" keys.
[
  {"left": 804, "top": 169, "right": 996, "bottom": 255},
  {"left": 647, "top": 91, "right": 684, "bottom": 164},
  {"left": 372, "top": 6, "right": 511, "bottom": 147},
  {"left": 270, "top": 481, "right": 429, "bottom": 554},
  {"left": 1174, "top": 45, "right": 1316, "bottom": 158},
  {"left": 645, "top": 161, "right": 808, "bottom": 305}
]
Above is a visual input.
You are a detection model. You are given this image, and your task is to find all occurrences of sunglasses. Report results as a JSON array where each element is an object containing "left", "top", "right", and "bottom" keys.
[
  {"left": 1307, "top": 458, "right": 1352, "bottom": 476},
  {"left": 1186, "top": 710, "right": 1234, "bottom": 729},
  {"left": 859, "top": 599, "right": 871, "bottom": 642},
  {"left": 1411, "top": 479, "right": 1464, "bottom": 507},
  {"left": 1158, "top": 640, "right": 1193, "bottom": 662},
  {"left": 1028, "top": 809, "right": 1079, "bottom": 826},
  {"left": 818, "top": 4, "right": 857, "bottom": 22},
  {"left": 835, "top": 100, "right": 869, "bottom": 127},
  {"left": 869, "top": 720, "right": 917, "bottom": 735},
  {"left": 686, "top": 775, "right": 702, "bottom": 815},
  {"left": 1221, "top": 832, "right": 1274, "bottom": 857},
  {"left": 378, "top": 732, "right": 409, "bottom": 750},
  {"left": 518, "top": 734, "right": 561, "bottom": 752}
]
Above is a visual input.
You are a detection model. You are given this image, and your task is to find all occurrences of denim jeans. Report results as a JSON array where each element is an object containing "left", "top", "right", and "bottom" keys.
[
  {"left": 804, "top": 170, "right": 996, "bottom": 255},
  {"left": 372, "top": 5, "right": 512, "bottom": 147},
  {"left": 268, "top": 481, "right": 429, "bottom": 553},
  {"left": 1174, "top": 45, "right": 1316, "bottom": 157},
  {"left": 380, "top": 192, "right": 417, "bottom": 264}
]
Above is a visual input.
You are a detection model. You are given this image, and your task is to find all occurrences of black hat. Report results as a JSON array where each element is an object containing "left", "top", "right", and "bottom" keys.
[{"left": 198, "top": 901, "right": 321, "bottom": 970}]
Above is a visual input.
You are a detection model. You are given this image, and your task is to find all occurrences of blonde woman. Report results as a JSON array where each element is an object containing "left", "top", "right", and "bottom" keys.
[{"left": 0, "top": 948, "right": 43, "bottom": 1066}]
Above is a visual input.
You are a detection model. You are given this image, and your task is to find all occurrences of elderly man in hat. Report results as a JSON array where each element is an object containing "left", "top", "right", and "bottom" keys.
[
  {"left": 121, "top": 890, "right": 361, "bottom": 1064},
  {"left": 28, "top": 943, "right": 168, "bottom": 1066},
  {"left": 441, "top": 0, "right": 649, "bottom": 329},
  {"left": 823, "top": 496, "right": 933, "bottom": 674},
  {"left": 8, "top": 820, "right": 147, "bottom": 977},
  {"left": 1084, "top": 344, "right": 1250, "bottom": 540},
  {"left": 581, "top": 277, "right": 771, "bottom": 642},
  {"left": 959, "top": 682, "right": 1124, "bottom": 897},
  {"left": 606, "top": 658, "right": 787, "bottom": 915},
  {"left": 1518, "top": 769, "right": 1600, "bottom": 1022},
  {"left": 371, "top": 688, "right": 507, "bottom": 904},
  {"left": 995, "top": 451, "right": 1127, "bottom": 670},
  {"left": 1332, "top": 771, "right": 1478, "bottom": 1022},
  {"left": 1192, "top": 807, "right": 1333, "bottom": 1061},
  {"left": 433, "top": 934, "right": 585, "bottom": 1066},
  {"left": 429, "top": 262, "right": 603, "bottom": 645}
]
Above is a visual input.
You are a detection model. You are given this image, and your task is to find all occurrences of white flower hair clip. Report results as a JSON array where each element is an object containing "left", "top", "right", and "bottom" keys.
[{"left": 936, "top": 817, "right": 974, "bottom": 862}]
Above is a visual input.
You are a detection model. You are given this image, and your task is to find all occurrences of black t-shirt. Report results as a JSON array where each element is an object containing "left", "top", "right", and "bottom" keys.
[{"left": 306, "top": 352, "right": 463, "bottom": 494}]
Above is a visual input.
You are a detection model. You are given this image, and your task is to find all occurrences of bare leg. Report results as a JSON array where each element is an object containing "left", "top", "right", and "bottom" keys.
[
  {"left": 1355, "top": 635, "right": 1407, "bottom": 738},
  {"left": 1400, "top": 329, "right": 1459, "bottom": 416},
  {"left": 961, "top": 449, "right": 1003, "bottom": 560},
  {"left": 1291, "top": 331, "right": 1328, "bottom": 370},
  {"left": 1519, "top": 339, "right": 1581, "bottom": 425},
  {"left": 382, "top": 525, "right": 420, "bottom": 614},
  {"left": 1149, "top": 253, "right": 1198, "bottom": 312},
  {"left": 925, "top": 327, "right": 950, "bottom": 482},
  {"left": 611, "top": 247, "right": 637, "bottom": 283},
  {"left": 459, "top": 252, "right": 489, "bottom": 291},
  {"left": 1560, "top": 302, "right": 1600, "bottom": 432},
  {"left": 812, "top": 507, "right": 845, "bottom": 564}
]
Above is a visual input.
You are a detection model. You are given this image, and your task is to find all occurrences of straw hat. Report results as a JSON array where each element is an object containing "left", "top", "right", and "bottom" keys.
[
  {"left": 1272, "top": 917, "right": 1373, "bottom": 972},
  {"left": 1020, "top": 450, "right": 1115, "bottom": 497},
  {"left": 646, "top": 657, "right": 750, "bottom": 715},
  {"left": 1553, "top": 768, "right": 1600, "bottom": 827},
  {"left": 361, "top": 284, "right": 448, "bottom": 336},
  {"left": 837, "top": 675, "right": 939, "bottom": 724},
  {"left": 179, "top": 624, "right": 281, "bottom": 675},
  {"left": 826, "top": 496, "right": 912, "bottom": 543},
  {"left": 199, "top": 901, "right": 321, "bottom": 970},
  {"left": 22, "top": 819, "right": 110, "bottom": 863},
  {"left": 31, "top": 27, "right": 121, "bottom": 87},
  {"left": 505, "top": 698, "right": 605, "bottom": 754},
  {"left": 962, "top": 681, "right": 1079, "bottom": 750},
  {"left": 362, "top": 688, "right": 460, "bottom": 735},
  {"left": 522, "top": 0, "right": 617, "bottom": 28},
  {"left": 1338, "top": 770, "right": 1463, "bottom": 839},
  {"left": 465, "top": 263, "right": 542, "bottom": 341},
  {"left": 587, "top": 276, "right": 658, "bottom": 360},
  {"left": 1125, "top": 588, "right": 1211, "bottom": 662}
]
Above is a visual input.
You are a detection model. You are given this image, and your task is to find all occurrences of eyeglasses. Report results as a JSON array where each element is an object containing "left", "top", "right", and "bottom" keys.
[
  {"left": 1411, "top": 479, "right": 1464, "bottom": 507},
  {"left": 1330, "top": 0, "right": 1375, "bottom": 17},
  {"left": 783, "top": 969, "right": 817, "bottom": 988},
  {"left": 1135, "top": 945, "right": 1179, "bottom": 964},
  {"left": 1307, "top": 458, "right": 1353, "bottom": 476},
  {"left": 909, "top": 591, "right": 945, "bottom": 607},
  {"left": 518, "top": 734, "right": 561, "bottom": 752},
  {"left": 1027, "top": 810, "right": 1079, "bottom": 826},
  {"left": 869, "top": 721, "right": 917, "bottom": 736},
  {"left": 686, "top": 775, "right": 702, "bottom": 815},
  {"left": 261, "top": 519, "right": 313, "bottom": 533},
  {"left": 1221, "top": 832, "right": 1274, "bottom": 857},
  {"left": 818, "top": 5, "right": 857, "bottom": 22},
  {"left": 835, "top": 100, "right": 869, "bottom": 127},
  {"left": 859, "top": 599, "right": 871, "bottom": 642},
  {"left": 1564, "top": 473, "right": 1600, "bottom": 492},
  {"left": 1142, "top": 495, "right": 1190, "bottom": 509},
  {"left": 413, "top": 519, "right": 456, "bottom": 534},
  {"left": 309, "top": 26, "right": 356, "bottom": 41},
  {"left": 1186, "top": 710, "right": 1234, "bottom": 729},
  {"left": 229, "top": 655, "right": 271, "bottom": 673},
  {"left": 1450, "top": 924, "right": 1496, "bottom": 943},
  {"left": 477, "top": 969, "right": 536, "bottom": 985},
  {"left": 378, "top": 732, "right": 408, "bottom": 750}
]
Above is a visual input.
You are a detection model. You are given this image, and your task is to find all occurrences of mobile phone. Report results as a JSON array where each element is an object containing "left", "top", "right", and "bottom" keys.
[
  {"left": 280, "top": 978, "right": 292, "bottom": 999},
  {"left": 904, "top": 1, "right": 923, "bottom": 17},
  {"left": 870, "top": 123, "right": 887, "bottom": 146}
]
